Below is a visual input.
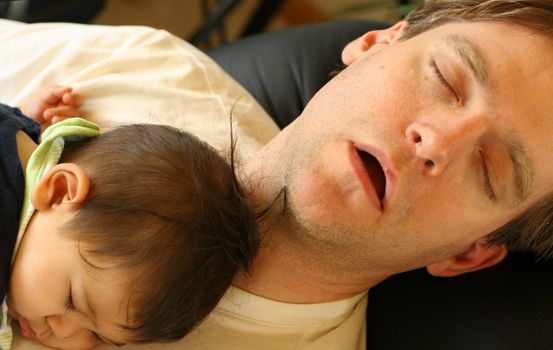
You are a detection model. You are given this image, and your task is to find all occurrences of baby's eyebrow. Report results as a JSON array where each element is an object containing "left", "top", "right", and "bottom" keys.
[
  {"left": 82, "top": 287, "right": 128, "bottom": 346},
  {"left": 98, "top": 335, "right": 127, "bottom": 347},
  {"left": 83, "top": 286, "right": 97, "bottom": 326}
]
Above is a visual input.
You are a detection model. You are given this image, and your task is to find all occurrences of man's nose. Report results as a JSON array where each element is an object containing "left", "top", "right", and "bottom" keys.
[
  {"left": 405, "top": 117, "right": 488, "bottom": 175},
  {"left": 45, "top": 314, "right": 83, "bottom": 339}
]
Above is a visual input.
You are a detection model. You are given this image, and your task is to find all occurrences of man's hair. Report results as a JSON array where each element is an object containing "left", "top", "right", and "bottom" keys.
[
  {"left": 403, "top": 0, "right": 553, "bottom": 258},
  {"left": 403, "top": 0, "right": 553, "bottom": 40},
  {"left": 60, "top": 124, "right": 259, "bottom": 342}
]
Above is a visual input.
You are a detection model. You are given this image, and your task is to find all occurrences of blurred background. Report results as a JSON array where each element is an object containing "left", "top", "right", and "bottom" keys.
[{"left": 0, "top": 0, "right": 422, "bottom": 48}]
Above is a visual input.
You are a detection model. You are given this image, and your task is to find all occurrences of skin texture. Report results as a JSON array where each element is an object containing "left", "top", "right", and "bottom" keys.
[{"left": 236, "top": 21, "right": 553, "bottom": 304}]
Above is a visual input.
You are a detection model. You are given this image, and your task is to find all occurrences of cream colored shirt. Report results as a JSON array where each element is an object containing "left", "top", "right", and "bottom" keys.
[
  {"left": 179, "top": 287, "right": 368, "bottom": 350},
  {"left": 0, "top": 19, "right": 368, "bottom": 350},
  {"left": 0, "top": 19, "right": 279, "bottom": 162}
]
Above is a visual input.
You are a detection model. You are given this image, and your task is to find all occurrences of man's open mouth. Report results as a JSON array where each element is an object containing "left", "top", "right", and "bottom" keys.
[{"left": 357, "top": 149, "right": 387, "bottom": 201}]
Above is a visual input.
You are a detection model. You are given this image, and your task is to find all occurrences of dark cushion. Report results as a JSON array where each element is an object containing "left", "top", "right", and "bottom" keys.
[
  {"left": 208, "top": 20, "right": 553, "bottom": 350},
  {"left": 369, "top": 253, "right": 553, "bottom": 350},
  {"left": 208, "top": 20, "right": 389, "bottom": 128}
]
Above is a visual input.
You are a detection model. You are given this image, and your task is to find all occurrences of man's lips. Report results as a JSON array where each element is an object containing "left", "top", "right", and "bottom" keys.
[
  {"left": 349, "top": 142, "right": 395, "bottom": 210},
  {"left": 358, "top": 150, "right": 386, "bottom": 200}
]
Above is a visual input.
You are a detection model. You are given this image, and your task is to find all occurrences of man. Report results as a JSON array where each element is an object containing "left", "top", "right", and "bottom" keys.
[
  {"left": 1, "top": 1, "right": 552, "bottom": 349},
  {"left": 179, "top": 0, "right": 553, "bottom": 349}
]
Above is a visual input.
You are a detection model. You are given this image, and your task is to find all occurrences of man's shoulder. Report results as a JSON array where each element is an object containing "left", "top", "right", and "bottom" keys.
[{"left": 172, "top": 287, "right": 368, "bottom": 350}]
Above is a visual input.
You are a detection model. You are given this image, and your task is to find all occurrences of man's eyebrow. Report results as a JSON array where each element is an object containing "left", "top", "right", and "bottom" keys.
[
  {"left": 442, "top": 35, "right": 533, "bottom": 203},
  {"left": 507, "top": 138, "right": 533, "bottom": 206},
  {"left": 444, "top": 34, "right": 490, "bottom": 87}
]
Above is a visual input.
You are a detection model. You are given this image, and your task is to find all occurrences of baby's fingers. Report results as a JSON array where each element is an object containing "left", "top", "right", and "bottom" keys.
[
  {"left": 50, "top": 116, "right": 72, "bottom": 125},
  {"left": 43, "top": 105, "right": 81, "bottom": 121},
  {"left": 61, "top": 91, "right": 83, "bottom": 108},
  {"left": 42, "top": 86, "right": 73, "bottom": 104}
]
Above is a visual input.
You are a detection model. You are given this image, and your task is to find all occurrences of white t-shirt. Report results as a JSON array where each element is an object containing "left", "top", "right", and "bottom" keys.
[
  {"left": 0, "top": 19, "right": 368, "bottom": 350},
  {"left": 180, "top": 287, "right": 368, "bottom": 350}
]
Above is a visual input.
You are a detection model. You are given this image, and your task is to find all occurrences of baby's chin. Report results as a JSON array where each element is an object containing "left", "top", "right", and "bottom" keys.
[
  {"left": 6, "top": 309, "right": 29, "bottom": 338},
  {"left": 6, "top": 298, "right": 19, "bottom": 318},
  {"left": 7, "top": 312, "right": 47, "bottom": 345},
  {"left": 7, "top": 308, "right": 17, "bottom": 319}
]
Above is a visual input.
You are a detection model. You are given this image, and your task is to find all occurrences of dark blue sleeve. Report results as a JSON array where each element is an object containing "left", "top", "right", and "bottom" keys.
[
  {"left": 0, "top": 103, "right": 41, "bottom": 143},
  {"left": 0, "top": 102, "right": 40, "bottom": 301}
]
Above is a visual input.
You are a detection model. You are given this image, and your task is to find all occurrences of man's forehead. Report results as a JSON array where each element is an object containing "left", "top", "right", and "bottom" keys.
[
  {"left": 443, "top": 34, "right": 490, "bottom": 87},
  {"left": 430, "top": 22, "right": 553, "bottom": 96}
]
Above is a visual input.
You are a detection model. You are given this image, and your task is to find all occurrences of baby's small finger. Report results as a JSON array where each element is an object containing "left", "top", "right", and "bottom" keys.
[
  {"left": 64, "top": 107, "right": 81, "bottom": 118},
  {"left": 43, "top": 86, "right": 72, "bottom": 104},
  {"left": 43, "top": 106, "right": 80, "bottom": 119},
  {"left": 62, "top": 92, "right": 83, "bottom": 107},
  {"left": 51, "top": 116, "right": 71, "bottom": 125},
  {"left": 53, "top": 86, "right": 72, "bottom": 97},
  {"left": 43, "top": 108, "right": 55, "bottom": 120}
]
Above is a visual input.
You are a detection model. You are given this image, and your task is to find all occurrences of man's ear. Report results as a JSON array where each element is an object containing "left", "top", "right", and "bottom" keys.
[
  {"left": 31, "top": 163, "right": 89, "bottom": 212},
  {"left": 426, "top": 238, "right": 508, "bottom": 277},
  {"left": 341, "top": 21, "right": 407, "bottom": 65}
]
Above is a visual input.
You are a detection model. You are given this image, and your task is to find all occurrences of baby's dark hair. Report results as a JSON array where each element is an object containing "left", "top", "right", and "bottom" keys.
[{"left": 59, "top": 124, "right": 259, "bottom": 342}]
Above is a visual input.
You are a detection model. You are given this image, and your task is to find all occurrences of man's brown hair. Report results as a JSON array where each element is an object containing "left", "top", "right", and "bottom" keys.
[
  {"left": 403, "top": 0, "right": 553, "bottom": 258},
  {"left": 403, "top": 0, "right": 553, "bottom": 40},
  {"left": 60, "top": 124, "right": 258, "bottom": 342}
]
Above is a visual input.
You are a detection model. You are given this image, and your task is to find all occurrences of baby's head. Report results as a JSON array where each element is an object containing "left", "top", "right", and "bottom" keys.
[{"left": 8, "top": 124, "right": 259, "bottom": 349}]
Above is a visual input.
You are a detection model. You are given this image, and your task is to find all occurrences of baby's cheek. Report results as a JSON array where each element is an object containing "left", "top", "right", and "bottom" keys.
[{"left": 38, "top": 330, "right": 100, "bottom": 350}]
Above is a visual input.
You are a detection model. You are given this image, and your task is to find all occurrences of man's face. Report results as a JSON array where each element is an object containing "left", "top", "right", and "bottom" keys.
[
  {"left": 7, "top": 208, "right": 131, "bottom": 349},
  {"left": 270, "top": 21, "right": 553, "bottom": 275}
]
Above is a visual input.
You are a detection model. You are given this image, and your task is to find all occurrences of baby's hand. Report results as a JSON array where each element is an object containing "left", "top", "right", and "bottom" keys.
[{"left": 23, "top": 86, "right": 83, "bottom": 132}]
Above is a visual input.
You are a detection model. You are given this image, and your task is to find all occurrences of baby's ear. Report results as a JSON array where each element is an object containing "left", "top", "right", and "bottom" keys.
[
  {"left": 31, "top": 163, "right": 89, "bottom": 212},
  {"left": 426, "top": 238, "right": 508, "bottom": 277}
]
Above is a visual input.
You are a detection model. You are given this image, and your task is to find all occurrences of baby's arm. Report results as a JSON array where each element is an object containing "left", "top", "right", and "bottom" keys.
[{"left": 21, "top": 86, "right": 83, "bottom": 132}]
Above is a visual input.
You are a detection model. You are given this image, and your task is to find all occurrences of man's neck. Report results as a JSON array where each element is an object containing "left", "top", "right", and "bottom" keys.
[
  {"left": 237, "top": 136, "right": 388, "bottom": 303},
  {"left": 234, "top": 231, "right": 388, "bottom": 303}
]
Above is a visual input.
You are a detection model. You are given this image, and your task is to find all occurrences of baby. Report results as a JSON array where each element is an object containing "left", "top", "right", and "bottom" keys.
[{"left": 1, "top": 87, "right": 259, "bottom": 349}]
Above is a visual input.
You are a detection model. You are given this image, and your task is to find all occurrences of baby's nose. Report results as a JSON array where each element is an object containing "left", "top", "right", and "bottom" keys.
[{"left": 45, "top": 314, "right": 83, "bottom": 339}]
